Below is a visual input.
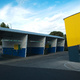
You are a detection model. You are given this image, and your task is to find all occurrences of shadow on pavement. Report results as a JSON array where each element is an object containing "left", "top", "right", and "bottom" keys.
[
  {"left": 0, "top": 54, "right": 22, "bottom": 61},
  {"left": 0, "top": 64, "right": 80, "bottom": 80}
]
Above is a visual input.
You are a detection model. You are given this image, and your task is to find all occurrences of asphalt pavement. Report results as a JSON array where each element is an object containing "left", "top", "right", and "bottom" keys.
[
  {"left": 0, "top": 51, "right": 69, "bottom": 70},
  {"left": 0, "top": 51, "right": 80, "bottom": 80},
  {"left": 0, "top": 64, "right": 80, "bottom": 80}
]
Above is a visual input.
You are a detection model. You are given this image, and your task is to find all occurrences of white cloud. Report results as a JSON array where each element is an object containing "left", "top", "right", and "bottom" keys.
[
  {"left": 0, "top": 4, "right": 32, "bottom": 28},
  {"left": 0, "top": 5, "right": 10, "bottom": 20},
  {"left": 0, "top": 1, "right": 80, "bottom": 35}
]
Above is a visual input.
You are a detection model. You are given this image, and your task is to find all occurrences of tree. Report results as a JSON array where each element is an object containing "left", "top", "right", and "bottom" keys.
[
  {"left": 49, "top": 31, "right": 64, "bottom": 37},
  {"left": 64, "top": 34, "right": 68, "bottom": 51},
  {"left": 0, "top": 22, "right": 9, "bottom": 45},
  {"left": 64, "top": 34, "right": 67, "bottom": 46},
  {"left": 0, "top": 22, "right": 9, "bottom": 28}
]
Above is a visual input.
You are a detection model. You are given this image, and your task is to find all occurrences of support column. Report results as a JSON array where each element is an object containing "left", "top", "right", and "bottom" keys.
[{"left": 20, "top": 35, "right": 28, "bottom": 57}]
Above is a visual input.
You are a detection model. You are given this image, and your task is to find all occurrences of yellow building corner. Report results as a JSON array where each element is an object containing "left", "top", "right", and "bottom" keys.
[{"left": 64, "top": 12, "right": 80, "bottom": 47}]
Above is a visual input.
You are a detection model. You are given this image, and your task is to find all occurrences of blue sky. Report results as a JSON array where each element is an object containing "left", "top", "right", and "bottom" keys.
[{"left": 0, "top": 0, "right": 80, "bottom": 34}]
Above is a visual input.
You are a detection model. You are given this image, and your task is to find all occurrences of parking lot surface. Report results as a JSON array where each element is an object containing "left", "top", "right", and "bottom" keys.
[
  {"left": 0, "top": 51, "right": 80, "bottom": 71},
  {"left": 0, "top": 51, "right": 80, "bottom": 80}
]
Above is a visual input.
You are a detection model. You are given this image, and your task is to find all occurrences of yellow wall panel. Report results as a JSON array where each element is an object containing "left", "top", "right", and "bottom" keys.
[
  {"left": 64, "top": 12, "right": 80, "bottom": 47},
  {"left": 45, "top": 44, "right": 49, "bottom": 48},
  {"left": 14, "top": 44, "right": 18, "bottom": 50}
]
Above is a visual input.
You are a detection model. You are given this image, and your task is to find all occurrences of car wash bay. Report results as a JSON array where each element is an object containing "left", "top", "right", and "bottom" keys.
[
  {"left": 27, "top": 35, "right": 45, "bottom": 56},
  {"left": 45, "top": 37, "right": 57, "bottom": 54},
  {"left": 56, "top": 39, "right": 65, "bottom": 52},
  {"left": 0, "top": 30, "right": 28, "bottom": 57}
]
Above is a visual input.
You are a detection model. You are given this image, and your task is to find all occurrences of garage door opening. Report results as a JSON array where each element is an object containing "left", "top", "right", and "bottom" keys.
[
  {"left": 45, "top": 37, "right": 57, "bottom": 54},
  {"left": 2, "top": 39, "right": 22, "bottom": 56},
  {"left": 56, "top": 39, "right": 65, "bottom": 52},
  {"left": 0, "top": 39, "right": 2, "bottom": 55},
  {"left": 27, "top": 35, "right": 45, "bottom": 56},
  {"left": 0, "top": 31, "right": 27, "bottom": 57}
]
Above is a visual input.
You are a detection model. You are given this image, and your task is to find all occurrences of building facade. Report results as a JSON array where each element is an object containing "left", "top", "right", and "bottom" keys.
[{"left": 0, "top": 27, "right": 65, "bottom": 57}]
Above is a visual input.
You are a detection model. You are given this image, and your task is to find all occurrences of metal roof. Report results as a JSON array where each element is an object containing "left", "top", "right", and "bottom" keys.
[{"left": 0, "top": 27, "right": 64, "bottom": 39}]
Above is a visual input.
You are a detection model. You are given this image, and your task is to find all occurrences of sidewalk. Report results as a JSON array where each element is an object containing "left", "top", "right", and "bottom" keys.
[{"left": 64, "top": 62, "right": 80, "bottom": 71}]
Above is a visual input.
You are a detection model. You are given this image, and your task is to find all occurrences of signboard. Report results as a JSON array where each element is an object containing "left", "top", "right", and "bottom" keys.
[
  {"left": 14, "top": 44, "right": 21, "bottom": 50},
  {"left": 14, "top": 44, "right": 18, "bottom": 50}
]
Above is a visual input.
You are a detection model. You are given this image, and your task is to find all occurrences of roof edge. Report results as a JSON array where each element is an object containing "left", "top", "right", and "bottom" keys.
[
  {"left": 0, "top": 27, "right": 64, "bottom": 39},
  {"left": 63, "top": 12, "right": 80, "bottom": 20}
]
